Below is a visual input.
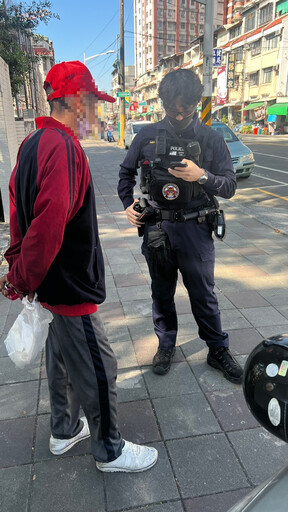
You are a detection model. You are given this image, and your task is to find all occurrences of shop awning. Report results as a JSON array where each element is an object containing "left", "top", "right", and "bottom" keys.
[
  {"left": 276, "top": 0, "right": 288, "bottom": 15},
  {"left": 242, "top": 102, "right": 264, "bottom": 111},
  {"left": 267, "top": 103, "right": 288, "bottom": 116}
]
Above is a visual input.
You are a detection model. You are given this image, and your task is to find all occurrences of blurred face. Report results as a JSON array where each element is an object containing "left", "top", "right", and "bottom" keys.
[
  {"left": 76, "top": 92, "right": 98, "bottom": 139},
  {"left": 165, "top": 96, "right": 196, "bottom": 130}
]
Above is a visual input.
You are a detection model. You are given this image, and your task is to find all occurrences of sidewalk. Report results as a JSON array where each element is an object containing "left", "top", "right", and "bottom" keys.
[{"left": 1, "top": 140, "right": 288, "bottom": 512}]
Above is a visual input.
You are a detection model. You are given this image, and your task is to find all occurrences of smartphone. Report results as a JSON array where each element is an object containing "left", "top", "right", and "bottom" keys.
[
  {"left": 4, "top": 283, "right": 19, "bottom": 301},
  {"left": 170, "top": 162, "right": 188, "bottom": 169}
]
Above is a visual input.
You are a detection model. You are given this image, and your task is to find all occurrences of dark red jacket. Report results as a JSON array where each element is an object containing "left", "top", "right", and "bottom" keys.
[{"left": 5, "top": 117, "right": 105, "bottom": 308}]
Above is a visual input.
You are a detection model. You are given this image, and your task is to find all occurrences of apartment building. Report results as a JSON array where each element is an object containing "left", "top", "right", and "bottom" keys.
[
  {"left": 216, "top": 0, "right": 288, "bottom": 128},
  {"left": 130, "top": 0, "right": 288, "bottom": 132},
  {"left": 134, "top": 0, "right": 224, "bottom": 77}
]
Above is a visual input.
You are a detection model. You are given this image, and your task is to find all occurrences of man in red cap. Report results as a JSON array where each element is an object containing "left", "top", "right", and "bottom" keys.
[{"left": 0, "top": 61, "right": 158, "bottom": 473}]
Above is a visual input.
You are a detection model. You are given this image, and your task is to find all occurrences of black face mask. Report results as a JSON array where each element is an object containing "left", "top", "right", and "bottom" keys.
[{"left": 166, "top": 111, "right": 195, "bottom": 131}]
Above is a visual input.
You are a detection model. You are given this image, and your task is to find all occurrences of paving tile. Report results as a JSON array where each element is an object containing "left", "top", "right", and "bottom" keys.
[
  {"left": 0, "top": 465, "right": 31, "bottom": 512},
  {"left": 38, "top": 379, "right": 50, "bottom": 414},
  {"left": 258, "top": 289, "right": 288, "bottom": 307},
  {"left": 117, "top": 400, "right": 161, "bottom": 444},
  {"left": 228, "top": 427, "right": 288, "bottom": 485},
  {"left": 30, "top": 456, "right": 105, "bottom": 512},
  {"left": 112, "top": 340, "right": 138, "bottom": 369},
  {"left": 152, "top": 393, "right": 221, "bottom": 440},
  {"left": 189, "top": 358, "right": 245, "bottom": 393},
  {"left": 116, "top": 367, "right": 148, "bottom": 402},
  {"left": 104, "top": 288, "right": 120, "bottom": 304},
  {"left": 255, "top": 325, "right": 288, "bottom": 339},
  {"left": 223, "top": 291, "right": 271, "bottom": 309},
  {"left": 167, "top": 434, "right": 248, "bottom": 498},
  {"left": 118, "top": 284, "right": 151, "bottom": 302},
  {"left": 220, "top": 309, "right": 253, "bottom": 330},
  {"left": 142, "top": 362, "right": 200, "bottom": 398},
  {"left": 110, "top": 263, "right": 142, "bottom": 275},
  {"left": 114, "top": 273, "right": 147, "bottom": 287},
  {"left": 206, "top": 389, "right": 259, "bottom": 432},
  {"left": 183, "top": 488, "right": 250, "bottom": 512},
  {"left": 0, "top": 333, "right": 9, "bottom": 356},
  {"left": 103, "top": 320, "right": 131, "bottom": 343},
  {"left": 0, "top": 416, "right": 35, "bottom": 467},
  {"left": 240, "top": 306, "right": 288, "bottom": 327},
  {"left": 122, "top": 299, "right": 153, "bottom": 318},
  {"left": 227, "top": 328, "right": 264, "bottom": 356},
  {"left": 0, "top": 381, "right": 39, "bottom": 419},
  {"left": 127, "top": 316, "right": 155, "bottom": 338},
  {"left": 129, "top": 502, "right": 184, "bottom": 512},
  {"left": 178, "top": 337, "right": 208, "bottom": 362},
  {"left": 97, "top": 302, "right": 125, "bottom": 323},
  {"left": 0, "top": 355, "right": 41, "bottom": 384},
  {"left": 105, "top": 442, "right": 179, "bottom": 511},
  {"left": 105, "top": 247, "right": 136, "bottom": 265},
  {"left": 34, "top": 414, "right": 91, "bottom": 461},
  {"left": 133, "top": 336, "right": 159, "bottom": 366}
]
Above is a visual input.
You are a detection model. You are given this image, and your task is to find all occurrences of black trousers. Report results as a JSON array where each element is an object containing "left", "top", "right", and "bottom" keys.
[{"left": 142, "top": 218, "right": 229, "bottom": 351}]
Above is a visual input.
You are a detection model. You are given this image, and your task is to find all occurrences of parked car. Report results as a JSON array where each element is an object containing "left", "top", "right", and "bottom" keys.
[
  {"left": 212, "top": 121, "right": 255, "bottom": 179},
  {"left": 124, "top": 121, "right": 152, "bottom": 149}
]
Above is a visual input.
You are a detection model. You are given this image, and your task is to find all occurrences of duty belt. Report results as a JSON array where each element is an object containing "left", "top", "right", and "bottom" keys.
[{"left": 155, "top": 204, "right": 211, "bottom": 223}]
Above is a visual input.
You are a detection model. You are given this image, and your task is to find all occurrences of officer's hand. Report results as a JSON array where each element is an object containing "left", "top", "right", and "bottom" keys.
[
  {"left": 168, "top": 159, "right": 205, "bottom": 182},
  {"left": 125, "top": 201, "right": 145, "bottom": 228},
  {"left": 0, "top": 274, "right": 7, "bottom": 293}
]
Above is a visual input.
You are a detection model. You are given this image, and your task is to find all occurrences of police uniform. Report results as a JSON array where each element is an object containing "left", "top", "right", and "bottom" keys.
[{"left": 118, "top": 114, "right": 236, "bottom": 354}]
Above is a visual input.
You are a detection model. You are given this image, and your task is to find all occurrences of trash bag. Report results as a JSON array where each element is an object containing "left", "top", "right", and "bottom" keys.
[{"left": 4, "top": 295, "right": 53, "bottom": 368}]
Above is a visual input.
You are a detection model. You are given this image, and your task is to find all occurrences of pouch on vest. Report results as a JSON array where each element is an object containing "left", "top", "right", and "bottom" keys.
[{"left": 149, "top": 166, "right": 197, "bottom": 209}]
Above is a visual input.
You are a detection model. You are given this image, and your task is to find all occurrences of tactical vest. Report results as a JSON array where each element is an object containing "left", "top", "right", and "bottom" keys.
[{"left": 140, "top": 123, "right": 211, "bottom": 210}]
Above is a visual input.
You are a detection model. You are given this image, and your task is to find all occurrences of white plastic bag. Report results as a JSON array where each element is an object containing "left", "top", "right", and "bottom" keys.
[{"left": 4, "top": 294, "right": 53, "bottom": 368}]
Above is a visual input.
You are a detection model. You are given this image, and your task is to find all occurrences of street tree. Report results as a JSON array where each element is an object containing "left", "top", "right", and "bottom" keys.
[{"left": 0, "top": 1, "right": 59, "bottom": 98}]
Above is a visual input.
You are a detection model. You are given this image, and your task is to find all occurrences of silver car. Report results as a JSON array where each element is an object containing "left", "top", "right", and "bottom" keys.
[
  {"left": 124, "top": 121, "right": 152, "bottom": 149},
  {"left": 212, "top": 121, "right": 255, "bottom": 179}
]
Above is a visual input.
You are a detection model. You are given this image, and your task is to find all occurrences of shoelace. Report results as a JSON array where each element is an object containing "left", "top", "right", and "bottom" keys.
[
  {"left": 214, "top": 348, "right": 238, "bottom": 371},
  {"left": 157, "top": 349, "right": 174, "bottom": 360}
]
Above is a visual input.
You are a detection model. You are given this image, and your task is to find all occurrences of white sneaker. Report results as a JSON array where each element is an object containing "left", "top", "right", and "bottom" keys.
[
  {"left": 49, "top": 417, "right": 90, "bottom": 455},
  {"left": 96, "top": 440, "right": 158, "bottom": 473}
]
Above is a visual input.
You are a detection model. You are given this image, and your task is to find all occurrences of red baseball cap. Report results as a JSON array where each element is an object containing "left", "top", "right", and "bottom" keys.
[{"left": 44, "top": 60, "right": 115, "bottom": 103}]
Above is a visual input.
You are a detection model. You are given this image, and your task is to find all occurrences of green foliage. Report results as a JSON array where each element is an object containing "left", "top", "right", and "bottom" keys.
[
  {"left": 240, "top": 125, "right": 253, "bottom": 134},
  {"left": 220, "top": 114, "right": 228, "bottom": 124},
  {"left": 0, "top": 1, "right": 59, "bottom": 97}
]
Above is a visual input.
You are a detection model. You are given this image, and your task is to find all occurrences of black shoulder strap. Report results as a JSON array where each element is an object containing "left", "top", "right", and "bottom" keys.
[{"left": 194, "top": 123, "right": 212, "bottom": 167}]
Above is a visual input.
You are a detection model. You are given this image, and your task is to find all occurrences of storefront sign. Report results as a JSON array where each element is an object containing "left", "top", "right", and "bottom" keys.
[
  {"left": 217, "top": 66, "right": 227, "bottom": 105},
  {"left": 227, "top": 53, "right": 235, "bottom": 89}
]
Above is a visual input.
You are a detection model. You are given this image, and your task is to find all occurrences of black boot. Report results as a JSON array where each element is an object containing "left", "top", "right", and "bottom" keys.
[
  {"left": 207, "top": 347, "right": 243, "bottom": 384},
  {"left": 152, "top": 347, "right": 175, "bottom": 375}
]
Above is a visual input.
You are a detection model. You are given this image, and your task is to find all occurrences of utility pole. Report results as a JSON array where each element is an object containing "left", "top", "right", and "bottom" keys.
[
  {"left": 199, "top": 0, "right": 214, "bottom": 126},
  {"left": 119, "top": 0, "right": 125, "bottom": 147}
]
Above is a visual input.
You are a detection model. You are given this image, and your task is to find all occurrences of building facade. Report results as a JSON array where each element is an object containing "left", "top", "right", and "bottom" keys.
[
  {"left": 134, "top": 0, "right": 224, "bottom": 76},
  {"left": 130, "top": 0, "right": 288, "bottom": 133}
]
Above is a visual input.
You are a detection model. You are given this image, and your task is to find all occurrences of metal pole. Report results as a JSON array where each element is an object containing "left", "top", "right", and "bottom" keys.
[
  {"left": 119, "top": 0, "right": 125, "bottom": 148},
  {"left": 201, "top": 0, "right": 214, "bottom": 126}
]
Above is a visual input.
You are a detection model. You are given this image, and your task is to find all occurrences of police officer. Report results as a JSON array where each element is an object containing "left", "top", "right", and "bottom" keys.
[{"left": 118, "top": 69, "right": 243, "bottom": 384}]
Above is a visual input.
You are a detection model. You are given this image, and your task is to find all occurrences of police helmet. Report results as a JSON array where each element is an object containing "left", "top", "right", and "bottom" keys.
[{"left": 243, "top": 334, "right": 288, "bottom": 442}]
